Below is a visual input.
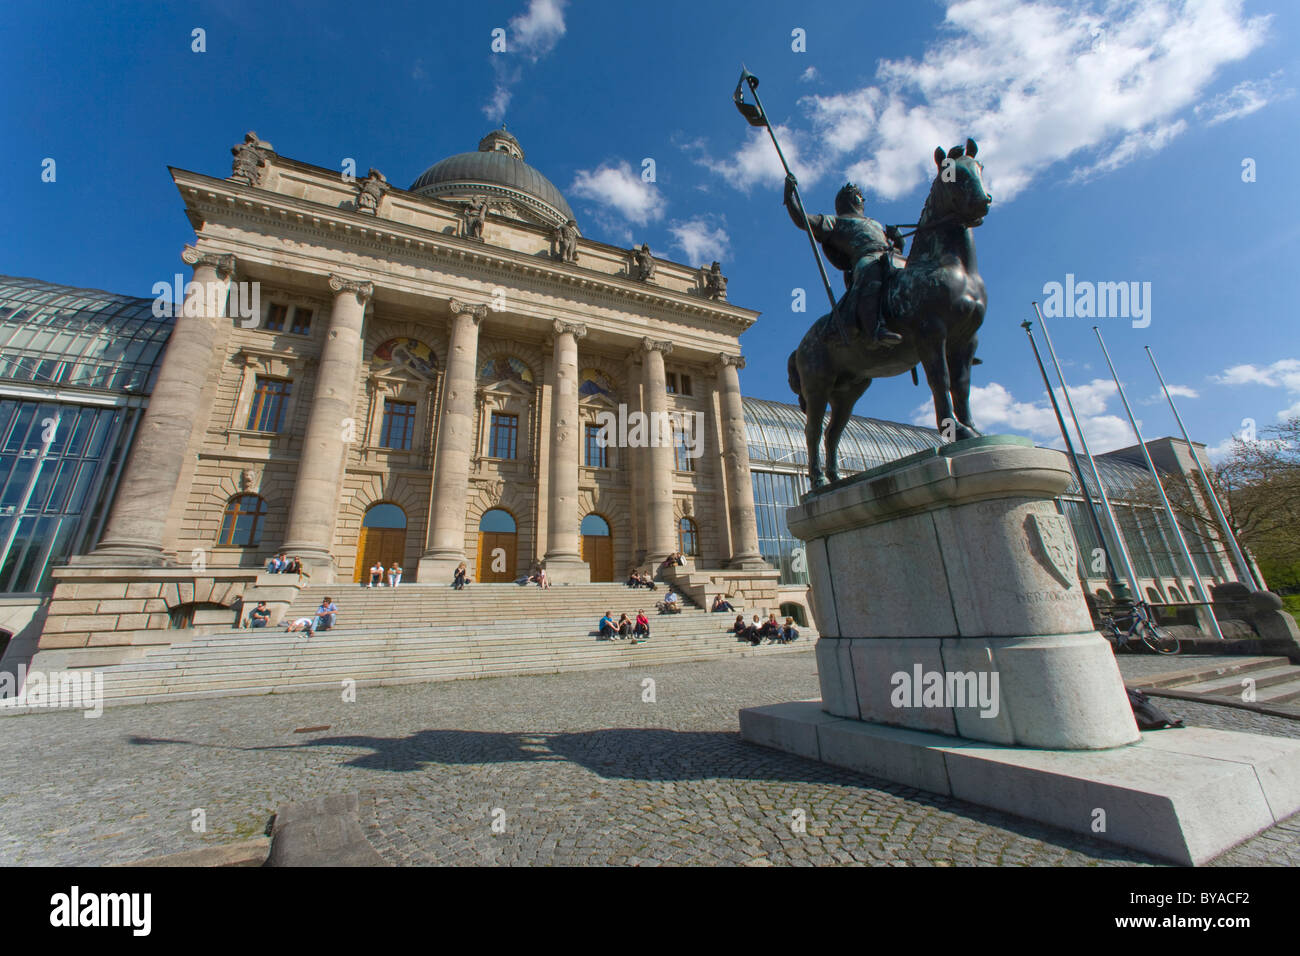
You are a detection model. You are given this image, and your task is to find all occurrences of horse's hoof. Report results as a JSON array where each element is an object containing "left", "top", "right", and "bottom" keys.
[
  {"left": 954, "top": 425, "right": 982, "bottom": 441},
  {"left": 810, "top": 474, "right": 826, "bottom": 488},
  {"left": 826, "top": 470, "right": 840, "bottom": 483}
]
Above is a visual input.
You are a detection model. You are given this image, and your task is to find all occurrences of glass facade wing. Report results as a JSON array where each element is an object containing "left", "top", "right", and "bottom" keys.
[{"left": 0, "top": 275, "right": 174, "bottom": 394}]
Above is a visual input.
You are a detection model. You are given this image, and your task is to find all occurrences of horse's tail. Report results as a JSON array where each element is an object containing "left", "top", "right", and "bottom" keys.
[{"left": 787, "top": 351, "right": 805, "bottom": 413}]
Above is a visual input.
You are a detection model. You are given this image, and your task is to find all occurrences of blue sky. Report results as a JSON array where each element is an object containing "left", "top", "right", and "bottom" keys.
[{"left": 3, "top": 0, "right": 1298, "bottom": 457}]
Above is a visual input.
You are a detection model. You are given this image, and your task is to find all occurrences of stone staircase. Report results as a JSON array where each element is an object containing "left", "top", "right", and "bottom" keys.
[
  {"left": 48, "top": 583, "right": 813, "bottom": 709},
  {"left": 1132, "top": 655, "right": 1300, "bottom": 713}
]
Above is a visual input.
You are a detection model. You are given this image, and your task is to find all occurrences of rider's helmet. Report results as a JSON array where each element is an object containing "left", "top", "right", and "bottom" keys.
[{"left": 835, "top": 182, "right": 864, "bottom": 214}]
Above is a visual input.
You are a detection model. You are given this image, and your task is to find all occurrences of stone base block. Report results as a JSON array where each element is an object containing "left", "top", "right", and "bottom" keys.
[
  {"left": 541, "top": 555, "right": 592, "bottom": 585},
  {"left": 815, "top": 633, "right": 1139, "bottom": 749},
  {"left": 740, "top": 700, "right": 1300, "bottom": 865}
]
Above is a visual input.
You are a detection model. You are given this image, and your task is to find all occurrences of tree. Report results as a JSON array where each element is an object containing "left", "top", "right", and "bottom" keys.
[{"left": 1212, "top": 417, "right": 1300, "bottom": 590}]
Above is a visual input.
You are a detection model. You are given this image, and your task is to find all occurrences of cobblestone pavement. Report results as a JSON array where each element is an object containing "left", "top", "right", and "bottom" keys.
[{"left": 1, "top": 651, "right": 1296, "bottom": 866}]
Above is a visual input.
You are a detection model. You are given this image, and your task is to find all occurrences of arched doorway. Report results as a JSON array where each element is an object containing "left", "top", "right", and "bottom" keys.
[
  {"left": 580, "top": 513, "right": 613, "bottom": 582},
  {"left": 353, "top": 503, "right": 407, "bottom": 583},
  {"left": 477, "top": 508, "right": 517, "bottom": 583}
]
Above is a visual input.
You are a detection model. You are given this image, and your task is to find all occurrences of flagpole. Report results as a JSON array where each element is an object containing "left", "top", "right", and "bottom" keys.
[
  {"left": 1032, "top": 302, "right": 1141, "bottom": 602},
  {"left": 1145, "top": 345, "right": 1259, "bottom": 589},
  {"left": 1021, "top": 318, "right": 1120, "bottom": 592},
  {"left": 1094, "top": 327, "right": 1225, "bottom": 639}
]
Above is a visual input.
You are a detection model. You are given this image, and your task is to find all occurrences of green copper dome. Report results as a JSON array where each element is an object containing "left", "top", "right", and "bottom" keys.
[{"left": 409, "top": 128, "right": 575, "bottom": 227}]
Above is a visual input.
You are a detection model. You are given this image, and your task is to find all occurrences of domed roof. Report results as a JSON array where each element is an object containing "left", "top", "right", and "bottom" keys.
[{"left": 409, "top": 128, "right": 575, "bottom": 227}]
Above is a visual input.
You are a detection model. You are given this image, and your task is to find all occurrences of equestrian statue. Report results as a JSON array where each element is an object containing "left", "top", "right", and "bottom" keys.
[{"left": 734, "top": 68, "right": 993, "bottom": 487}]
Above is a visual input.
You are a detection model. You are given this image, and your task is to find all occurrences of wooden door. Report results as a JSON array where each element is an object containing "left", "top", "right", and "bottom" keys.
[
  {"left": 581, "top": 534, "right": 614, "bottom": 582},
  {"left": 476, "top": 531, "right": 517, "bottom": 583},
  {"left": 354, "top": 527, "right": 406, "bottom": 583}
]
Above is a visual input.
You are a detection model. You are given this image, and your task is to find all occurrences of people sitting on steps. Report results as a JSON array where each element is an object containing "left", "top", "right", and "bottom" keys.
[
  {"left": 711, "top": 594, "right": 735, "bottom": 613},
  {"left": 369, "top": 561, "right": 385, "bottom": 588},
  {"left": 760, "top": 613, "right": 782, "bottom": 644},
  {"left": 599, "top": 611, "right": 617, "bottom": 641},
  {"left": 617, "top": 613, "right": 633, "bottom": 640},
  {"left": 311, "top": 597, "right": 337, "bottom": 633},
  {"left": 659, "top": 590, "right": 682, "bottom": 614},
  {"left": 452, "top": 562, "right": 469, "bottom": 590},
  {"left": 780, "top": 616, "right": 800, "bottom": 644},
  {"left": 744, "top": 614, "right": 763, "bottom": 646},
  {"left": 249, "top": 601, "right": 271, "bottom": 628},
  {"left": 732, "top": 614, "right": 747, "bottom": 641},
  {"left": 387, "top": 563, "right": 403, "bottom": 589},
  {"left": 633, "top": 610, "right": 650, "bottom": 643}
]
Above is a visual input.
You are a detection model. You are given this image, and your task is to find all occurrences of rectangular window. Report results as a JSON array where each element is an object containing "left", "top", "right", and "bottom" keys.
[
  {"left": 247, "top": 377, "right": 291, "bottom": 432},
  {"left": 380, "top": 400, "right": 416, "bottom": 450},
  {"left": 674, "top": 429, "right": 696, "bottom": 472},
  {"left": 679, "top": 374, "right": 693, "bottom": 396},
  {"left": 264, "top": 304, "right": 288, "bottom": 332},
  {"left": 665, "top": 372, "right": 678, "bottom": 395},
  {"left": 585, "top": 424, "right": 607, "bottom": 468},
  {"left": 289, "top": 307, "right": 313, "bottom": 335},
  {"left": 489, "top": 412, "right": 518, "bottom": 459}
]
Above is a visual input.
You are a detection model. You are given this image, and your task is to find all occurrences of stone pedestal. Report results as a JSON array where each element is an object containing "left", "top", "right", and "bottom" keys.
[
  {"left": 740, "top": 436, "right": 1300, "bottom": 863},
  {"left": 796, "top": 436, "right": 1137, "bottom": 749}
]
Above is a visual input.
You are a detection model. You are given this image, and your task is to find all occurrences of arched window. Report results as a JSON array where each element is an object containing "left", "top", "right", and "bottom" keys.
[
  {"left": 580, "top": 513, "right": 610, "bottom": 537},
  {"left": 1145, "top": 587, "right": 1163, "bottom": 605},
  {"left": 480, "top": 508, "right": 517, "bottom": 533},
  {"left": 363, "top": 502, "right": 406, "bottom": 529},
  {"left": 1167, "top": 585, "right": 1185, "bottom": 603},
  {"left": 678, "top": 517, "right": 698, "bottom": 557},
  {"left": 218, "top": 494, "right": 267, "bottom": 546},
  {"left": 780, "top": 602, "right": 807, "bottom": 627}
]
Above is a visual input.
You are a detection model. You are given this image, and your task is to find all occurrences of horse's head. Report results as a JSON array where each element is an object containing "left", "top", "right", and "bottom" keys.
[{"left": 929, "top": 138, "right": 992, "bottom": 227}]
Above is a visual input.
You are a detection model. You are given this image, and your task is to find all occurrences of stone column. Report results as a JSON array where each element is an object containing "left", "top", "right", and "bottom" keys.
[
  {"left": 717, "top": 354, "right": 767, "bottom": 569},
  {"left": 280, "top": 275, "right": 373, "bottom": 581},
  {"left": 542, "top": 320, "right": 591, "bottom": 583},
  {"left": 418, "top": 299, "right": 488, "bottom": 583},
  {"left": 641, "top": 337, "right": 676, "bottom": 566},
  {"left": 82, "top": 245, "right": 235, "bottom": 565}
]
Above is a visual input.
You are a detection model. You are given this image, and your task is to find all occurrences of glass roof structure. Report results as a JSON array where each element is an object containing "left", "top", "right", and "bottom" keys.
[
  {"left": 0, "top": 275, "right": 175, "bottom": 394},
  {"left": 742, "top": 396, "right": 1162, "bottom": 499}
]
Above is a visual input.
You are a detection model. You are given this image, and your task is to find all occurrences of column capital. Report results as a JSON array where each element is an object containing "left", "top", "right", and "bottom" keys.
[
  {"left": 328, "top": 274, "right": 375, "bottom": 306},
  {"left": 641, "top": 337, "right": 673, "bottom": 357},
  {"left": 717, "top": 353, "right": 746, "bottom": 371},
  {"left": 552, "top": 319, "right": 587, "bottom": 340},
  {"left": 180, "top": 245, "right": 236, "bottom": 280},
  {"left": 448, "top": 298, "right": 489, "bottom": 324}
]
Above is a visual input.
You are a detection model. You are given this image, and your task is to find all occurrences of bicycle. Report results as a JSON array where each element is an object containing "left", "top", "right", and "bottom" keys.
[{"left": 1097, "top": 602, "right": 1180, "bottom": 655}]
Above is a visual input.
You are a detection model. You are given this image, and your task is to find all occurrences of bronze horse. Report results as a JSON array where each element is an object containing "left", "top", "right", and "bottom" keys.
[{"left": 787, "top": 139, "right": 992, "bottom": 486}]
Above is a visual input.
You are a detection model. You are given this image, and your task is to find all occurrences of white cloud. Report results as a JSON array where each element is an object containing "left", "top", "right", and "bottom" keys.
[
  {"left": 1212, "top": 358, "right": 1300, "bottom": 419},
  {"left": 1195, "top": 71, "right": 1292, "bottom": 125},
  {"left": 1140, "top": 384, "right": 1198, "bottom": 404},
  {"left": 687, "top": 124, "right": 825, "bottom": 193},
  {"left": 911, "top": 378, "right": 1136, "bottom": 452},
  {"left": 799, "top": 66, "right": 820, "bottom": 83},
  {"left": 668, "top": 218, "right": 729, "bottom": 265},
  {"left": 510, "top": 0, "right": 566, "bottom": 59},
  {"left": 700, "top": 0, "right": 1271, "bottom": 202},
  {"left": 483, "top": 0, "right": 568, "bottom": 122},
  {"left": 1213, "top": 359, "right": 1300, "bottom": 389},
  {"left": 569, "top": 162, "right": 666, "bottom": 225}
]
